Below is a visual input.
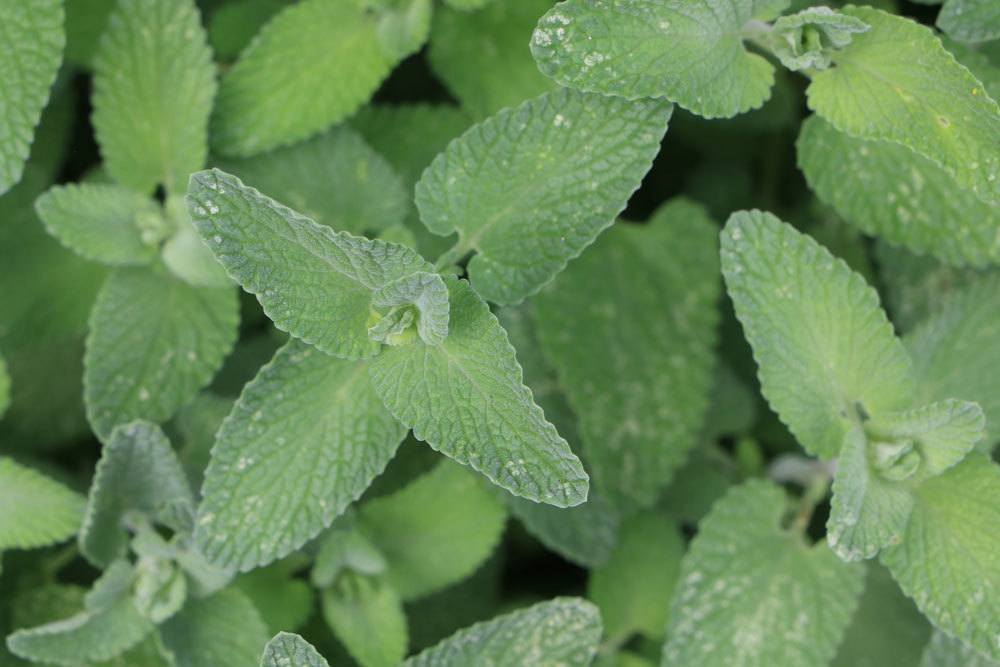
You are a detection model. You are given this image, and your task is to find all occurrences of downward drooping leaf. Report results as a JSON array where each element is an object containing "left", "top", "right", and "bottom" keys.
[
  {"left": 186, "top": 169, "right": 434, "bottom": 359},
  {"left": 905, "top": 274, "right": 1000, "bottom": 449},
  {"left": 415, "top": 88, "right": 671, "bottom": 305},
  {"left": 798, "top": 115, "right": 1000, "bottom": 267},
  {"left": 587, "top": 512, "right": 684, "bottom": 642},
  {"left": 402, "top": 597, "right": 602, "bottom": 667},
  {"left": 321, "top": 573, "right": 408, "bottom": 667},
  {"left": 217, "top": 126, "right": 408, "bottom": 236},
  {"left": 767, "top": 7, "right": 869, "bottom": 71},
  {"left": 84, "top": 266, "right": 239, "bottom": 440},
  {"left": 195, "top": 338, "right": 406, "bottom": 572},
  {"left": 720, "top": 210, "right": 916, "bottom": 458},
  {"left": 79, "top": 421, "right": 194, "bottom": 567},
  {"left": 261, "top": 632, "right": 330, "bottom": 667},
  {"left": 92, "top": 0, "right": 216, "bottom": 194},
  {"left": 368, "top": 277, "right": 590, "bottom": 507},
  {"left": 833, "top": 563, "right": 931, "bottom": 667},
  {"left": 534, "top": 199, "right": 719, "bottom": 508},
  {"left": 356, "top": 460, "right": 507, "bottom": 600},
  {"left": 920, "top": 630, "right": 1000, "bottom": 667},
  {"left": 7, "top": 561, "right": 155, "bottom": 666},
  {"left": 530, "top": 0, "right": 774, "bottom": 119},
  {"left": 211, "top": 0, "right": 429, "bottom": 156},
  {"left": 0, "top": 0, "right": 63, "bottom": 195},
  {"left": 35, "top": 183, "right": 162, "bottom": 266},
  {"left": 806, "top": 7, "right": 1000, "bottom": 206},
  {"left": 428, "top": 0, "right": 557, "bottom": 118},
  {"left": 0, "top": 457, "right": 84, "bottom": 551},
  {"left": 662, "top": 481, "right": 865, "bottom": 666},
  {"left": 938, "top": 0, "right": 1000, "bottom": 44},
  {"left": 881, "top": 455, "right": 1000, "bottom": 661},
  {"left": 160, "top": 589, "right": 270, "bottom": 667}
]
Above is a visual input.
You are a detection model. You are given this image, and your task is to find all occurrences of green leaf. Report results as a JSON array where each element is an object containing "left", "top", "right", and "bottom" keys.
[
  {"left": 134, "top": 556, "right": 187, "bottom": 623},
  {"left": 357, "top": 460, "right": 507, "bottom": 601},
  {"left": 234, "top": 561, "right": 314, "bottom": 635},
  {"left": 768, "top": 7, "right": 869, "bottom": 71},
  {"left": 530, "top": 0, "right": 774, "bottom": 119},
  {"left": 186, "top": 168, "right": 432, "bottom": 359},
  {"left": 79, "top": 421, "right": 194, "bottom": 567},
  {"left": 415, "top": 88, "right": 671, "bottom": 305},
  {"left": 195, "top": 338, "right": 406, "bottom": 572},
  {"left": 368, "top": 277, "right": 589, "bottom": 507},
  {"left": 92, "top": 0, "right": 215, "bottom": 194},
  {"left": 312, "top": 516, "right": 389, "bottom": 587},
  {"left": 938, "top": 0, "right": 1000, "bottom": 44},
  {"left": 64, "top": 0, "right": 115, "bottom": 68},
  {"left": 0, "top": 0, "right": 63, "bottom": 195},
  {"left": 321, "top": 573, "right": 408, "bottom": 667},
  {"left": 866, "top": 399, "right": 985, "bottom": 476},
  {"left": 161, "top": 201, "right": 234, "bottom": 288},
  {"left": 209, "top": 0, "right": 287, "bottom": 62},
  {"left": 507, "top": 493, "right": 620, "bottom": 570},
  {"left": 211, "top": 0, "right": 428, "bottom": 156},
  {"left": 0, "top": 457, "right": 84, "bottom": 551},
  {"left": 84, "top": 266, "right": 239, "bottom": 440},
  {"left": 35, "top": 183, "right": 162, "bottom": 266},
  {"left": 806, "top": 7, "right": 1000, "bottom": 206},
  {"left": 428, "top": 0, "right": 557, "bottom": 118},
  {"left": 798, "top": 115, "right": 1000, "bottom": 268},
  {"left": 588, "top": 512, "right": 684, "bottom": 642},
  {"left": 369, "top": 271, "right": 450, "bottom": 346},
  {"left": 663, "top": 480, "right": 865, "bottom": 666},
  {"left": 533, "top": 199, "right": 720, "bottom": 508},
  {"left": 7, "top": 562, "right": 155, "bottom": 666},
  {"left": 920, "top": 629, "right": 1000, "bottom": 667},
  {"left": 720, "top": 210, "right": 915, "bottom": 458},
  {"left": 443, "top": 0, "right": 494, "bottom": 9},
  {"left": 216, "top": 126, "right": 408, "bottom": 236},
  {"left": 905, "top": 274, "right": 1000, "bottom": 449},
  {"left": 159, "top": 589, "right": 270, "bottom": 667},
  {"left": 260, "top": 632, "right": 330, "bottom": 667},
  {"left": 833, "top": 563, "right": 931, "bottom": 667},
  {"left": 402, "top": 597, "right": 602, "bottom": 667},
  {"left": 881, "top": 455, "right": 1000, "bottom": 661}
]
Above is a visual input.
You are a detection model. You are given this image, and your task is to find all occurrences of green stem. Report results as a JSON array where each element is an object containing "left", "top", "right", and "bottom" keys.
[
  {"left": 433, "top": 238, "right": 470, "bottom": 272},
  {"left": 791, "top": 474, "right": 830, "bottom": 536}
]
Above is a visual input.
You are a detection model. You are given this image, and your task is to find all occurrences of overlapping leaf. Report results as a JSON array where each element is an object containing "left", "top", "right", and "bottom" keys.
[
  {"left": 938, "top": 0, "right": 1000, "bottom": 44},
  {"left": 321, "top": 573, "right": 408, "bottom": 667},
  {"left": 261, "top": 632, "right": 330, "bottom": 667},
  {"left": 159, "top": 589, "right": 270, "bottom": 667},
  {"left": 0, "top": 457, "right": 84, "bottom": 551},
  {"left": 415, "top": 88, "right": 671, "bottom": 305}
]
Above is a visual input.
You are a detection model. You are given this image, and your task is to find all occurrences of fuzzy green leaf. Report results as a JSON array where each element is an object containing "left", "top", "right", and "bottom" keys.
[
  {"left": 186, "top": 169, "right": 432, "bottom": 359},
  {"left": 92, "top": 0, "right": 215, "bottom": 194},
  {"left": 402, "top": 597, "right": 602, "bottom": 667},
  {"left": 0, "top": 457, "right": 85, "bottom": 551},
  {"left": 428, "top": 0, "right": 557, "bottom": 118},
  {"left": 806, "top": 7, "right": 1000, "bottom": 206},
  {"left": 938, "top": 0, "right": 1000, "bottom": 44},
  {"left": 768, "top": 7, "right": 869, "bottom": 71},
  {"left": 261, "top": 633, "right": 330, "bottom": 667},
  {"left": 370, "top": 271, "right": 450, "bottom": 346},
  {"left": 84, "top": 266, "right": 239, "bottom": 440},
  {"left": 866, "top": 399, "right": 985, "bottom": 476},
  {"left": 905, "top": 274, "right": 1000, "bottom": 449},
  {"left": 530, "top": 0, "right": 774, "bottom": 119},
  {"left": 920, "top": 630, "right": 999, "bottom": 667},
  {"left": 7, "top": 562, "right": 155, "bottom": 666},
  {"left": 663, "top": 480, "right": 865, "bottom": 666},
  {"left": 533, "top": 199, "right": 720, "bottom": 508},
  {"left": 0, "top": 0, "right": 63, "bottom": 195},
  {"left": 321, "top": 573, "right": 408, "bottom": 667},
  {"left": 216, "top": 126, "right": 408, "bottom": 236},
  {"left": 368, "top": 277, "right": 589, "bottom": 507},
  {"left": 797, "top": 115, "right": 1000, "bottom": 268},
  {"left": 588, "top": 512, "right": 684, "bottom": 642},
  {"left": 35, "top": 183, "right": 162, "bottom": 266},
  {"left": 160, "top": 589, "right": 270, "bottom": 667},
  {"left": 211, "top": 0, "right": 429, "bottom": 156},
  {"left": 720, "top": 210, "right": 915, "bottom": 458},
  {"left": 357, "top": 460, "right": 507, "bottom": 600},
  {"left": 79, "top": 421, "right": 194, "bottom": 567},
  {"left": 881, "top": 455, "right": 1000, "bottom": 661},
  {"left": 195, "top": 338, "right": 406, "bottom": 572},
  {"left": 415, "top": 88, "right": 671, "bottom": 305},
  {"left": 506, "top": 493, "right": 620, "bottom": 570},
  {"left": 234, "top": 562, "right": 314, "bottom": 636}
]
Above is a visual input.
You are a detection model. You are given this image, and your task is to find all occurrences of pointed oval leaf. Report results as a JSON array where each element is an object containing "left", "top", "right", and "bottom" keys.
[
  {"left": 415, "top": 88, "right": 671, "bottom": 305},
  {"left": 720, "top": 210, "right": 916, "bottom": 458},
  {"left": 195, "top": 338, "right": 406, "bottom": 572},
  {"left": 0, "top": 457, "right": 85, "bottom": 551},
  {"left": 92, "top": 0, "right": 216, "bottom": 194},
  {"left": 530, "top": 0, "right": 774, "bottom": 119},
  {"left": 368, "top": 277, "right": 589, "bottom": 507}
]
